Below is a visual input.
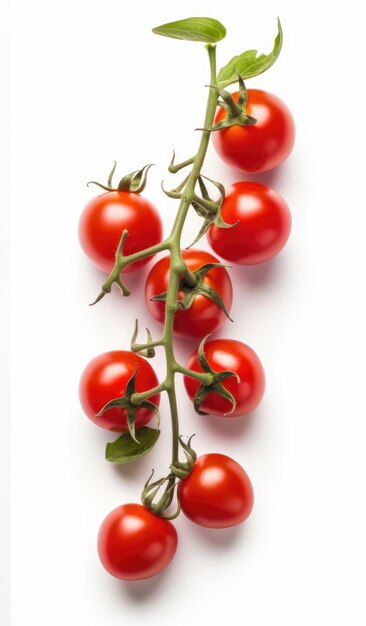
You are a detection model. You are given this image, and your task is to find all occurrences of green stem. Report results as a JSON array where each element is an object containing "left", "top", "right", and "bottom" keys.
[
  {"left": 94, "top": 44, "right": 219, "bottom": 515},
  {"left": 130, "top": 383, "right": 165, "bottom": 406},
  {"left": 174, "top": 364, "right": 214, "bottom": 386},
  {"left": 105, "top": 238, "right": 169, "bottom": 291},
  {"left": 160, "top": 43, "right": 218, "bottom": 469}
]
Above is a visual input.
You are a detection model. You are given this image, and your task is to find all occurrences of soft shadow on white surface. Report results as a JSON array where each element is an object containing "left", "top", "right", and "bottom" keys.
[
  {"left": 185, "top": 522, "right": 243, "bottom": 549},
  {"left": 197, "top": 408, "right": 259, "bottom": 440},
  {"left": 230, "top": 255, "right": 287, "bottom": 289},
  {"left": 111, "top": 455, "right": 158, "bottom": 481},
  {"left": 114, "top": 564, "right": 175, "bottom": 601},
  {"left": 11, "top": 4, "right": 366, "bottom": 625}
]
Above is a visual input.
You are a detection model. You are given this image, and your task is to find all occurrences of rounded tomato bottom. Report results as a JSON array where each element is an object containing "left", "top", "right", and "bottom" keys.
[
  {"left": 97, "top": 503, "right": 178, "bottom": 580},
  {"left": 207, "top": 181, "right": 292, "bottom": 266}
]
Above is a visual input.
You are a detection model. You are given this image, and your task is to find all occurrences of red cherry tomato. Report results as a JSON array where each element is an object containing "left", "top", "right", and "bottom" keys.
[
  {"left": 145, "top": 249, "right": 232, "bottom": 338},
  {"left": 179, "top": 454, "right": 254, "bottom": 528},
  {"left": 97, "top": 503, "right": 178, "bottom": 580},
  {"left": 184, "top": 338, "right": 265, "bottom": 416},
  {"left": 212, "top": 89, "right": 295, "bottom": 173},
  {"left": 79, "top": 351, "right": 160, "bottom": 432},
  {"left": 78, "top": 191, "right": 163, "bottom": 273},
  {"left": 207, "top": 181, "right": 291, "bottom": 265}
]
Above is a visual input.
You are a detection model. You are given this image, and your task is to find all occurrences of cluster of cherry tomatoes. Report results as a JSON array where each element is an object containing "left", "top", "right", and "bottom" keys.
[{"left": 78, "top": 88, "right": 294, "bottom": 580}]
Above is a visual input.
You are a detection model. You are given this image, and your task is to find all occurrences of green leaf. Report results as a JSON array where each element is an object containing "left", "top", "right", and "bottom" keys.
[
  {"left": 218, "top": 18, "right": 283, "bottom": 88},
  {"left": 152, "top": 17, "right": 226, "bottom": 44},
  {"left": 105, "top": 427, "right": 160, "bottom": 464}
]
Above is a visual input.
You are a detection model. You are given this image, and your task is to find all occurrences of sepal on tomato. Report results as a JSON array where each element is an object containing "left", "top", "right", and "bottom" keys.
[
  {"left": 141, "top": 471, "right": 177, "bottom": 517},
  {"left": 141, "top": 436, "right": 197, "bottom": 518},
  {"left": 192, "top": 335, "right": 240, "bottom": 415},
  {"left": 188, "top": 174, "right": 238, "bottom": 247},
  {"left": 87, "top": 161, "right": 154, "bottom": 194},
  {"left": 197, "top": 75, "right": 257, "bottom": 132},
  {"left": 96, "top": 366, "right": 160, "bottom": 443},
  {"left": 150, "top": 262, "right": 233, "bottom": 320},
  {"left": 170, "top": 435, "right": 197, "bottom": 479}
]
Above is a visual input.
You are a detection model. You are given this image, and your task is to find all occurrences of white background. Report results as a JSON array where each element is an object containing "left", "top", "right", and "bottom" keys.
[
  {"left": 1, "top": 0, "right": 10, "bottom": 623},
  {"left": 7, "top": 1, "right": 366, "bottom": 624}
]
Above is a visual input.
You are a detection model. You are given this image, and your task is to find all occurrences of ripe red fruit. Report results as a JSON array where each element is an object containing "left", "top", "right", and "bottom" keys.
[
  {"left": 78, "top": 191, "right": 163, "bottom": 273},
  {"left": 207, "top": 181, "right": 291, "bottom": 265},
  {"left": 184, "top": 338, "right": 265, "bottom": 416},
  {"left": 179, "top": 453, "right": 254, "bottom": 528},
  {"left": 79, "top": 351, "right": 160, "bottom": 432},
  {"left": 145, "top": 249, "right": 233, "bottom": 338},
  {"left": 97, "top": 503, "right": 178, "bottom": 580},
  {"left": 212, "top": 89, "right": 295, "bottom": 173}
]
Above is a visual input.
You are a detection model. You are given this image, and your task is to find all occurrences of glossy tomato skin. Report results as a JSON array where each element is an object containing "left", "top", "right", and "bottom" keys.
[
  {"left": 179, "top": 454, "right": 254, "bottom": 528},
  {"left": 145, "top": 249, "right": 232, "bottom": 338},
  {"left": 79, "top": 351, "right": 160, "bottom": 432},
  {"left": 213, "top": 89, "right": 295, "bottom": 173},
  {"left": 97, "top": 503, "right": 178, "bottom": 580},
  {"left": 207, "top": 181, "right": 291, "bottom": 265},
  {"left": 184, "top": 339, "right": 265, "bottom": 417},
  {"left": 78, "top": 191, "right": 163, "bottom": 274}
]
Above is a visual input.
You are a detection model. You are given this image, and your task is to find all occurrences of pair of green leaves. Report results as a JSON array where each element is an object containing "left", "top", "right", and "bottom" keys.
[{"left": 153, "top": 17, "right": 282, "bottom": 87}]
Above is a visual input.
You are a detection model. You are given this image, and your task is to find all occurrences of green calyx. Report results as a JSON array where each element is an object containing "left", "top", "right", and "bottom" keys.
[
  {"left": 189, "top": 174, "right": 238, "bottom": 246},
  {"left": 170, "top": 435, "right": 197, "bottom": 479},
  {"left": 198, "top": 74, "right": 257, "bottom": 132},
  {"left": 87, "top": 161, "right": 154, "bottom": 194},
  {"left": 141, "top": 436, "right": 197, "bottom": 518},
  {"left": 141, "top": 470, "right": 179, "bottom": 518},
  {"left": 150, "top": 261, "right": 233, "bottom": 320},
  {"left": 96, "top": 366, "right": 160, "bottom": 443},
  {"left": 192, "top": 336, "right": 240, "bottom": 415}
]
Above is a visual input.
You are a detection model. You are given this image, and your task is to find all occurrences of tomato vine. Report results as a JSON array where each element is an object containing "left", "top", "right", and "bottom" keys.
[{"left": 79, "top": 16, "right": 294, "bottom": 581}]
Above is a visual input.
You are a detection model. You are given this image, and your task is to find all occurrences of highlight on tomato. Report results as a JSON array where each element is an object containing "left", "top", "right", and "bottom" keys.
[
  {"left": 184, "top": 338, "right": 265, "bottom": 417},
  {"left": 78, "top": 190, "right": 163, "bottom": 274},
  {"left": 212, "top": 89, "right": 295, "bottom": 173},
  {"left": 207, "top": 181, "right": 292, "bottom": 265},
  {"left": 145, "top": 249, "right": 233, "bottom": 338},
  {"left": 179, "top": 453, "right": 254, "bottom": 528},
  {"left": 97, "top": 503, "right": 178, "bottom": 580},
  {"left": 79, "top": 351, "right": 160, "bottom": 432}
]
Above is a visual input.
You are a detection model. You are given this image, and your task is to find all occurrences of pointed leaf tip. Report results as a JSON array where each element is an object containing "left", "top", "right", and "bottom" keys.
[
  {"left": 218, "top": 18, "right": 283, "bottom": 88},
  {"left": 153, "top": 17, "right": 226, "bottom": 44},
  {"left": 105, "top": 427, "right": 160, "bottom": 464}
]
